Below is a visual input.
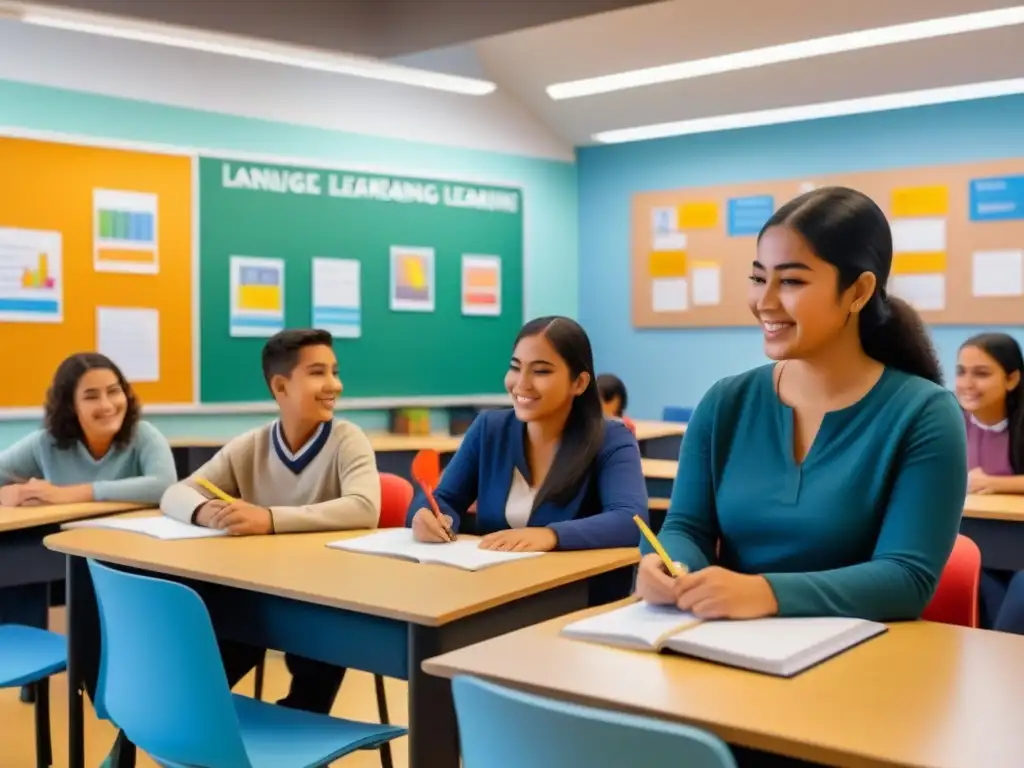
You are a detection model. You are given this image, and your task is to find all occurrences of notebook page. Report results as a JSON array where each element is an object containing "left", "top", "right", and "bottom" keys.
[
  {"left": 328, "top": 529, "right": 543, "bottom": 570},
  {"left": 64, "top": 516, "right": 227, "bottom": 540},
  {"left": 667, "top": 616, "right": 875, "bottom": 665},
  {"left": 563, "top": 601, "right": 701, "bottom": 649}
]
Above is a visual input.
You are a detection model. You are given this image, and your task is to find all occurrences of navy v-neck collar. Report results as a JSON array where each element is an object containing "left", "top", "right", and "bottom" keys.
[{"left": 272, "top": 420, "right": 332, "bottom": 475}]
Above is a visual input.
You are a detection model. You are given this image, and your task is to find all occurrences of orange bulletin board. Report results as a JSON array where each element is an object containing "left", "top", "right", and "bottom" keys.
[
  {"left": 632, "top": 158, "right": 1024, "bottom": 328},
  {"left": 0, "top": 135, "right": 193, "bottom": 408}
]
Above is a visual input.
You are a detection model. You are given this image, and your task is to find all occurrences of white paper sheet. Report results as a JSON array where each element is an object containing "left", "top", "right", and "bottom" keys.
[
  {"left": 64, "top": 515, "right": 227, "bottom": 540},
  {"left": 652, "top": 278, "right": 688, "bottom": 312},
  {"left": 96, "top": 307, "right": 160, "bottom": 382},
  {"left": 691, "top": 264, "right": 721, "bottom": 306},
  {"left": 888, "top": 274, "right": 946, "bottom": 311},
  {"left": 972, "top": 250, "right": 1024, "bottom": 297},
  {"left": 890, "top": 218, "right": 946, "bottom": 253}
]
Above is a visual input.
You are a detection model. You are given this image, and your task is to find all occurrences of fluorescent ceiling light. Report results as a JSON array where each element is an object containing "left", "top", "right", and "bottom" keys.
[
  {"left": 550, "top": 6, "right": 1024, "bottom": 100},
  {"left": 8, "top": 4, "right": 496, "bottom": 95},
  {"left": 592, "top": 78, "right": 1024, "bottom": 144}
]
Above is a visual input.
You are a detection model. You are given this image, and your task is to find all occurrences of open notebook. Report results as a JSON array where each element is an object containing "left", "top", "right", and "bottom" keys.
[
  {"left": 562, "top": 600, "right": 887, "bottom": 677},
  {"left": 63, "top": 515, "right": 228, "bottom": 540},
  {"left": 327, "top": 529, "right": 544, "bottom": 571}
]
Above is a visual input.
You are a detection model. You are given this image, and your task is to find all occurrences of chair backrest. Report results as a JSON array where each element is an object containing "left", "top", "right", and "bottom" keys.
[
  {"left": 379, "top": 472, "right": 414, "bottom": 528},
  {"left": 621, "top": 416, "right": 637, "bottom": 437},
  {"left": 661, "top": 406, "right": 693, "bottom": 423},
  {"left": 921, "top": 534, "right": 982, "bottom": 628},
  {"left": 87, "top": 559, "right": 251, "bottom": 768},
  {"left": 452, "top": 675, "right": 736, "bottom": 768}
]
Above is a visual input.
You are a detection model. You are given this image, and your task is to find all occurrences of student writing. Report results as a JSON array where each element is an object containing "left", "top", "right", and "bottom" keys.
[
  {"left": 98, "top": 329, "right": 382, "bottom": 768},
  {"left": 955, "top": 333, "right": 1024, "bottom": 632},
  {"left": 635, "top": 187, "right": 966, "bottom": 630},
  {"left": 0, "top": 353, "right": 176, "bottom": 629},
  {"left": 406, "top": 316, "right": 648, "bottom": 552}
]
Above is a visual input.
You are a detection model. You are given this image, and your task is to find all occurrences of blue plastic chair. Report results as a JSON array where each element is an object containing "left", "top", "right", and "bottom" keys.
[
  {"left": 0, "top": 624, "right": 66, "bottom": 767},
  {"left": 452, "top": 675, "right": 737, "bottom": 768},
  {"left": 87, "top": 559, "right": 407, "bottom": 768},
  {"left": 662, "top": 406, "right": 694, "bottom": 423}
]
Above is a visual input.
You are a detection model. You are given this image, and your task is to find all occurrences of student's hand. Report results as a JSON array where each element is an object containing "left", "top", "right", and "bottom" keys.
[
  {"left": 0, "top": 483, "right": 29, "bottom": 507},
  {"left": 968, "top": 467, "right": 1000, "bottom": 494},
  {"left": 634, "top": 553, "right": 687, "bottom": 605},
  {"left": 674, "top": 566, "right": 779, "bottom": 620},
  {"left": 479, "top": 527, "right": 558, "bottom": 552},
  {"left": 14, "top": 479, "right": 65, "bottom": 505},
  {"left": 208, "top": 501, "right": 274, "bottom": 536},
  {"left": 411, "top": 507, "right": 455, "bottom": 543},
  {"left": 193, "top": 499, "right": 229, "bottom": 527}
]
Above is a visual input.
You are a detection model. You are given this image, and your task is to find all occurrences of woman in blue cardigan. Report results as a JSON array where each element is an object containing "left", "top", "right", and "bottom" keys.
[{"left": 406, "top": 315, "right": 648, "bottom": 551}]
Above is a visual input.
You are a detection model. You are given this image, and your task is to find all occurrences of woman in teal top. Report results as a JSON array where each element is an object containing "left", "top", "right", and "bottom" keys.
[
  {"left": 636, "top": 187, "right": 967, "bottom": 631},
  {"left": 0, "top": 353, "right": 176, "bottom": 631}
]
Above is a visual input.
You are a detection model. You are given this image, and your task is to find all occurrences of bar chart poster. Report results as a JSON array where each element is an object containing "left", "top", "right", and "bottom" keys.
[
  {"left": 461, "top": 254, "right": 501, "bottom": 316},
  {"left": 93, "top": 189, "right": 159, "bottom": 274},
  {"left": 0, "top": 227, "right": 63, "bottom": 323},
  {"left": 229, "top": 255, "right": 285, "bottom": 337}
]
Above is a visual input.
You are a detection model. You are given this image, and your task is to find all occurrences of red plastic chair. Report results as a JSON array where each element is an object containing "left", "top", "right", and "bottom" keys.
[
  {"left": 379, "top": 472, "right": 414, "bottom": 529},
  {"left": 921, "top": 534, "right": 982, "bottom": 628}
]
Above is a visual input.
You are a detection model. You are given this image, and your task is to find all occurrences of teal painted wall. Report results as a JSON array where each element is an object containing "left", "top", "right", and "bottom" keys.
[
  {"left": 0, "top": 79, "right": 578, "bottom": 445},
  {"left": 578, "top": 95, "right": 1024, "bottom": 419}
]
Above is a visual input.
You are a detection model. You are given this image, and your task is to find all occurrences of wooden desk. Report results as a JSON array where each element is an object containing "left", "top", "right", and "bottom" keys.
[
  {"left": 641, "top": 457, "right": 676, "bottom": 500},
  {"left": 424, "top": 604, "right": 1024, "bottom": 768},
  {"left": 961, "top": 493, "right": 1024, "bottom": 571},
  {"left": 631, "top": 420, "right": 685, "bottom": 460},
  {"left": 45, "top": 517, "right": 640, "bottom": 768},
  {"left": 0, "top": 502, "right": 146, "bottom": 592}
]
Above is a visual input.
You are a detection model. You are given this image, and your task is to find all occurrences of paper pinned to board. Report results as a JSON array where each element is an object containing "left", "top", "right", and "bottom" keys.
[{"left": 973, "top": 250, "right": 1024, "bottom": 297}]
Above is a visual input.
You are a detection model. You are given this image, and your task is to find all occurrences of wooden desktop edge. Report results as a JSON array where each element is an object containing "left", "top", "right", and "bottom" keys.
[
  {"left": 0, "top": 502, "right": 149, "bottom": 534},
  {"left": 43, "top": 514, "right": 640, "bottom": 626}
]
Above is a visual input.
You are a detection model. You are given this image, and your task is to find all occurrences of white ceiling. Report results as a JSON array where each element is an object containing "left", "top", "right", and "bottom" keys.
[{"left": 470, "top": 0, "right": 1024, "bottom": 146}]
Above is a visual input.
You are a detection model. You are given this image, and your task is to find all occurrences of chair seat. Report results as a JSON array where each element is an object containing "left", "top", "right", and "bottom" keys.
[
  {"left": 0, "top": 625, "right": 67, "bottom": 688},
  {"left": 156, "top": 694, "right": 407, "bottom": 768}
]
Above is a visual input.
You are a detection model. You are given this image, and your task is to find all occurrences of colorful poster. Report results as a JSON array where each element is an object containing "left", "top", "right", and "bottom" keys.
[
  {"left": 230, "top": 256, "right": 284, "bottom": 337},
  {"left": 462, "top": 255, "right": 501, "bottom": 316},
  {"left": 970, "top": 176, "right": 1024, "bottom": 222},
  {"left": 390, "top": 246, "right": 434, "bottom": 312},
  {"left": 312, "top": 257, "right": 361, "bottom": 338},
  {"left": 93, "top": 189, "right": 159, "bottom": 274},
  {"left": 0, "top": 227, "right": 63, "bottom": 323}
]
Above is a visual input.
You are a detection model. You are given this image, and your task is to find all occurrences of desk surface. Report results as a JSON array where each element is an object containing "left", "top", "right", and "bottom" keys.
[
  {"left": 641, "top": 458, "right": 677, "bottom": 480},
  {"left": 0, "top": 502, "right": 147, "bottom": 534},
  {"left": 963, "top": 493, "right": 1024, "bottom": 521},
  {"left": 44, "top": 513, "right": 639, "bottom": 627},
  {"left": 632, "top": 420, "right": 687, "bottom": 440},
  {"left": 424, "top": 603, "right": 1024, "bottom": 768}
]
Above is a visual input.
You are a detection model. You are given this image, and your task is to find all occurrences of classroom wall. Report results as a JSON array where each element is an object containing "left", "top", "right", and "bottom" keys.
[
  {"left": 0, "top": 23, "right": 578, "bottom": 445},
  {"left": 578, "top": 95, "right": 1024, "bottom": 419}
]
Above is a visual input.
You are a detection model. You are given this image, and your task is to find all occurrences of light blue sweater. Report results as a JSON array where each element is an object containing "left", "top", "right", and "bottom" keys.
[{"left": 0, "top": 421, "right": 176, "bottom": 504}]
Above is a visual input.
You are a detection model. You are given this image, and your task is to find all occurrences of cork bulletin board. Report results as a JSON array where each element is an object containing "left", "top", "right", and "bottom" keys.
[{"left": 632, "top": 159, "right": 1024, "bottom": 328}]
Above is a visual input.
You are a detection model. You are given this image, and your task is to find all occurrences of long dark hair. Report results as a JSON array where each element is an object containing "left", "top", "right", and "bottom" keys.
[
  {"left": 961, "top": 333, "right": 1024, "bottom": 473},
  {"left": 514, "top": 316, "right": 605, "bottom": 510},
  {"left": 758, "top": 186, "right": 943, "bottom": 385},
  {"left": 44, "top": 353, "right": 140, "bottom": 450}
]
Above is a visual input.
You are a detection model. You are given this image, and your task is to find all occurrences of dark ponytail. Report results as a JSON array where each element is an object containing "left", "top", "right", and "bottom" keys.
[
  {"left": 760, "top": 186, "right": 942, "bottom": 384},
  {"left": 513, "top": 316, "right": 606, "bottom": 511},
  {"left": 960, "top": 332, "right": 1024, "bottom": 473}
]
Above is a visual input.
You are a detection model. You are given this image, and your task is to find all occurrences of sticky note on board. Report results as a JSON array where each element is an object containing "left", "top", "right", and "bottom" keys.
[
  {"left": 891, "top": 185, "right": 949, "bottom": 218},
  {"left": 678, "top": 202, "right": 719, "bottom": 229},
  {"left": 891, "top": 252, "right": 947, "bottom": 275},
  {"left": 649, "top": 251, "right": 687, "bottom": 278}
]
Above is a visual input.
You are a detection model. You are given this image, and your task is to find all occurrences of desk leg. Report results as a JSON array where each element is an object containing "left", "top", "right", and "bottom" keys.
[
  {"left": 408, "top": 624, "right": 459, "bottom": 768},
  {"left": 65, "top": 556, "right": 89, "bottom": 768}
]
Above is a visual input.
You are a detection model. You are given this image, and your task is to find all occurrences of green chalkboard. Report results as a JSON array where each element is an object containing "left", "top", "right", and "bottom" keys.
[{"left": 198, "top": 156, "right": 524, "bottom": 403}]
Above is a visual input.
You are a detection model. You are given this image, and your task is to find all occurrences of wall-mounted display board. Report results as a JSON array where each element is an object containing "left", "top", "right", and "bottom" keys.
[
  {"left": 632, "top": 159, "right": 1024, "bottom": 328},
  {"left": 0, "top": 131, "right": 524, "bottom": 413}
]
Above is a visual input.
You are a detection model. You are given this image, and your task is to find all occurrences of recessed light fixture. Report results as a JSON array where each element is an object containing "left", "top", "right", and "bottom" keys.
[
  {"left": 591, "top": 78, "right": 1024, "bottom": 143},
  {"left": 550, "top": 6, "right": 1024, "bottom": 100},
  {"left": 4, "top": 3, "right": 497, "bottom": 96}
]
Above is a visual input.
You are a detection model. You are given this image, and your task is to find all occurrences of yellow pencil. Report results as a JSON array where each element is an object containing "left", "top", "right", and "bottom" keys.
[
  {"left": 195, "top": 477, "right": 236, "bottom": 504},
  {"left": 633, "top": 514, "right": 683, "bottom": 577}
]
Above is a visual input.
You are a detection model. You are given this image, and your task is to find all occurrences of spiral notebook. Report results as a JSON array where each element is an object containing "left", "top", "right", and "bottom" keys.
[
  {"left": 327, "top": 529, "right": 544, "bottom": 571},
  {"left": 562, "top": 600, "right": 886, "bottom": 677}
]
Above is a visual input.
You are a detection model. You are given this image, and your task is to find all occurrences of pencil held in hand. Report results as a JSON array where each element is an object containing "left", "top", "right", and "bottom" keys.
[
  {"left": 412, "top": 450, "right": 455, "bottom": 541},
  {"left": 634, "top": 515, "right": 684, "bottom": 577},
  {"left": 195, "top": 477, "right": 236, "bottom": 504}
]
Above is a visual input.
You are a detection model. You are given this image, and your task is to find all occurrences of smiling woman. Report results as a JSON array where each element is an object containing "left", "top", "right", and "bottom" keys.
[
  {"left": 636, "top": 186, "right": 966, "bottom": 627},
  {"left": 406, "top": 315, "right": 649, "bottom": 554},
  {"left": 0, "top": 352, "right": 177, "bottom": 629}
]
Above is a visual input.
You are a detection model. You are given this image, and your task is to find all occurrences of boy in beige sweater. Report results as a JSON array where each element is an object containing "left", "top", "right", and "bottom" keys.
[{"left": 162, "top": 327, "right": 380, "bottom": 710}]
